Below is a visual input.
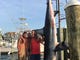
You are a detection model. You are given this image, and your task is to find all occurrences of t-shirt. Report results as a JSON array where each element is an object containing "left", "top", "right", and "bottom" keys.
[{"left": 31, "top": 38, "right": 40, "bottom": 54}]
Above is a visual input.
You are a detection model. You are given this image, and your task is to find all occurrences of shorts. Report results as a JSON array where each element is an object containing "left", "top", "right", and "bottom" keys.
[{"left": 30, "top": 54, "right": 40, "bottom": 60}]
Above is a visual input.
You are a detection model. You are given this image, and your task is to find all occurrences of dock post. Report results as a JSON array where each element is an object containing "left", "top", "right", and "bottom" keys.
[{"left": 64, "top": 0, "right": 80, "bottom": 60}]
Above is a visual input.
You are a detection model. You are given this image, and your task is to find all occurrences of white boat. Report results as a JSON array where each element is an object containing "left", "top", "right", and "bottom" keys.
[{"left": 0, "top": 40, "right": 18, "bottom": 55}]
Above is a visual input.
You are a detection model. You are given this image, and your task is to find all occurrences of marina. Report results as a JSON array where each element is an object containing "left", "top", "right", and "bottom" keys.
[{"left": 0, "top": 0, "right": 80, "bottom": 60}]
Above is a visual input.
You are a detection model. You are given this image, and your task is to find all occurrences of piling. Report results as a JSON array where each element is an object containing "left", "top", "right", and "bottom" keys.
[{"left": 64, "top": 0, "right": 80, "bottom": 60}]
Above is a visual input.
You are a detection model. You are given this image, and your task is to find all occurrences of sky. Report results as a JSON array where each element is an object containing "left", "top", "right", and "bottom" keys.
[{"left": 0, "top": 0, "right": 74, "bottom": 33}]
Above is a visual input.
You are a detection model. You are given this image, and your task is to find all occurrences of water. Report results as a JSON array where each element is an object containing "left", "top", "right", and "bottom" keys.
[
  {"left": 0, "top": 53, "right": 44, "bottom": 60},
  {"left": 0, "top": 53, "right": 18, "bottom": 60}
]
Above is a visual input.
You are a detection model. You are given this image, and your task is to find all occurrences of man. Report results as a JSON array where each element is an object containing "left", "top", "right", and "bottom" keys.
[
  {"left": 17, "top": 31, "right": 28, "bottom": 60},
  {"left": 29, "top": 30, "right": 43, "bottom": 60}
]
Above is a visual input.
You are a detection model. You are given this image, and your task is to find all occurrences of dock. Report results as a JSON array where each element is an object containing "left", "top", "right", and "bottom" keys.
[{"left": 0, "top": 47, "right": 18, "bottom": 55}]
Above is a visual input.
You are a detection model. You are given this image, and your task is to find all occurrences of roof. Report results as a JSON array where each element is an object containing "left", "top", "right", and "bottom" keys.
[{"left": 64, "top": 0, "right": 80, "bottom": 9}]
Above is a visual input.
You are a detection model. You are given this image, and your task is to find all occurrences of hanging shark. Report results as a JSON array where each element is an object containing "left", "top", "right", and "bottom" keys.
[{"left": 35, "top": 0, "right": 58, "bottom": 60}]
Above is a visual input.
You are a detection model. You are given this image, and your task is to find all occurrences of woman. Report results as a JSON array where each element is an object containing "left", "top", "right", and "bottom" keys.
[{"left": 17, "top": 32, "right": 28, "bottom": 60}]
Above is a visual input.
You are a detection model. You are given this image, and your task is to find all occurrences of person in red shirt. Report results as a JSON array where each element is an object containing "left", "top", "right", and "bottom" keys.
[{"left": 29, "top": 30, "right": 43, "bottom": 60}]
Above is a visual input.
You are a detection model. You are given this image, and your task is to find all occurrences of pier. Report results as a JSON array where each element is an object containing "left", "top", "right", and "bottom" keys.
[{"left": 0, "top": 47, "right": 17, "bottom": 55}]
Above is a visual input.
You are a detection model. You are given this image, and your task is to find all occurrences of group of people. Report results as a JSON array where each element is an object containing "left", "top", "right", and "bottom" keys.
[{"left": 17, "top": 30, "right": 44, "bottom": 60}]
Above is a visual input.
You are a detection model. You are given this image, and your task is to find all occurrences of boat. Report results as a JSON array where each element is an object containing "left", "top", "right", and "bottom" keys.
[{"left": 0, "top": 40, "right": 18, "bottom": 55}]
